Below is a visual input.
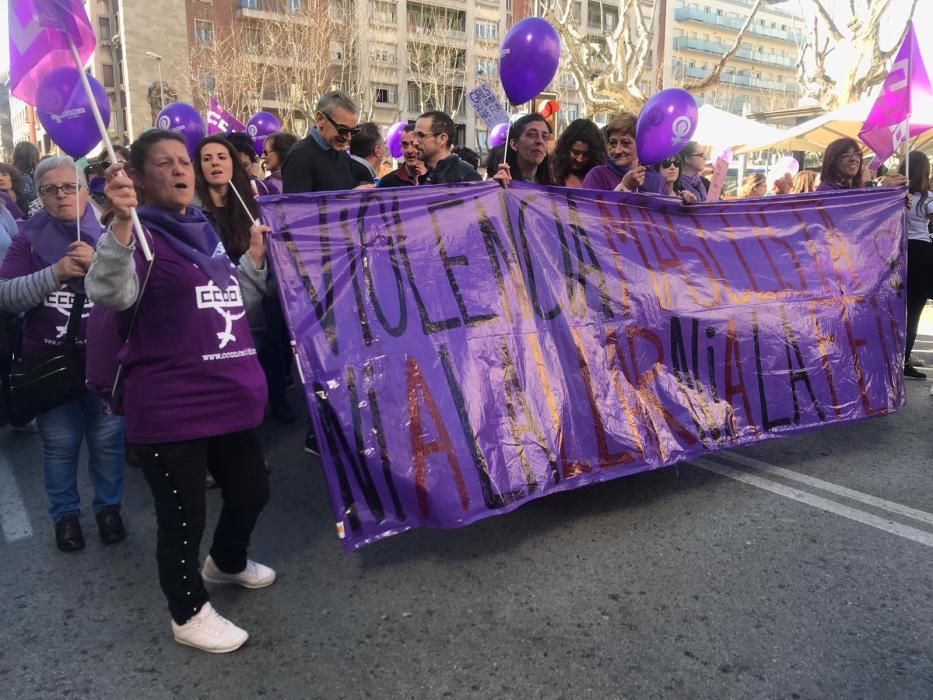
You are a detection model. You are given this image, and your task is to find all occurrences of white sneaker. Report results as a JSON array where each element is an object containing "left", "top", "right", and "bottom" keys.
[
  {"left": 201, "top": 556, "right": 276, "bottom": 589},
  {"left": 171, "top": 602, "right": 248, "bottom": 654}
]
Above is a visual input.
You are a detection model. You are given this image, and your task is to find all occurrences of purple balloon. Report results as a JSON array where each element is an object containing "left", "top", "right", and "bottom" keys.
[
  {"left": 386, "top": 121, "right": 407, "bottom": 159},
  {"left": 247, "top": 111, "right": 282, "bottom": 156},
  {"left": 35, "top": 67, "right": 110, "bottom": 160},
  {"left": 489, "top": 122, "right": 509, "bottom": 148},
  {"left": 499, "top": 18, "right": 561, "bottom": 106},
  {"left": 156, "top": 102, "right": 206, "bottom": 158},
  {"left": 634, "top": 88, "right": 699, "bottom": 165}
]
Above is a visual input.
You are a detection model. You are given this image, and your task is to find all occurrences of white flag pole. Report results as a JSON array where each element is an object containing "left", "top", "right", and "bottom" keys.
[
  {"left": 228, "top": 180, "right": 258, "bottom": 226},
  {"left": 67, "top": 38, "right": 153, "bottom": 261}
]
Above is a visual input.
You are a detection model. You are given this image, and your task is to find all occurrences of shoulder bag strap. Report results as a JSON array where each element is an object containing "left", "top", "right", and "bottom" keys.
[{"left": 63, "top": 294, "right": 86, "bottom": 345}]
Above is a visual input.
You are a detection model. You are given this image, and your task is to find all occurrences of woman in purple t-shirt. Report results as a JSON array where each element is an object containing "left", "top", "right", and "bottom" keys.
[
  {"left": 0, "top": 157, "right": 126, "bottom": 553},
  {"left": 85, "top": 130, "right": 276, "bottom": 655}
]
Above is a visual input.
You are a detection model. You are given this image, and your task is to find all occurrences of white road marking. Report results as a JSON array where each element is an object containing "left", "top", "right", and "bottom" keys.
[
  {"left": 0, "top": 442, "right": 32, "bottom": 542},
  {"left": 711, "top": 452, "right": 933, "bottom": 528},
  {"left": 693, "top": 458, "right": 933, "bottom": 549}
]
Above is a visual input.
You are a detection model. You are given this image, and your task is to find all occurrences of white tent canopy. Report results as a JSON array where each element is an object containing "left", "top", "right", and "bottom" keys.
[
  {"left": 692, "top": 104, "right": 785, "bottom": 153},
  {"left": 733, "top": 99, "right": 874, "bottom": 155}
]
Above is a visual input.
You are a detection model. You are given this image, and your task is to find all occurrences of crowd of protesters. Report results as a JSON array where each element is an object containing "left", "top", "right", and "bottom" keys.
[{"left": 0, "top": 88, "right": 926, "bottom": 654}]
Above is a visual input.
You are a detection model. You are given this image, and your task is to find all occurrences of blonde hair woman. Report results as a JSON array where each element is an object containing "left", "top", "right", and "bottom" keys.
[
  {"left": 790, "top": 170, "right": 818, "bottom": 194},
  {"left": 739, "top": 173, "right": 767, "bottom": 198}
]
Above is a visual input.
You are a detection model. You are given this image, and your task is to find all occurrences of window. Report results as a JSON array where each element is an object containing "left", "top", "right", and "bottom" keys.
[
  {"left": 101, "top": 63, "right": 115, "bottom": 88},
  {"left": 564, "top": 103, "right": 579, "bottom": 121},
  {"left": 241, "top": 0, "right": 258, "bottom": 8},
  {"left": 371, "top": 43, "right": 395, "bottom": 64},
  {"left": 98, "top": 16, "right": 111, "bottom": 43},
  {"left": 408, "top": 83, "right": 421, "bottom": 111},
  {"left": 198, "top": 72, "right": 215, "bottom": 92},
  {"left": 369, "top": 0, "right": 396, "bottom": 23},
  {"left": 288, "top": 0, "right": 301, "bottom": 11},
  {"left": 476, "top": 57, "right": 497, "bottom": 76},
  {"left": 374, "top": 85, "right": 397, "bottom": 105},
  {"left": 194, "top": 19, "right": 213, "bottom": 46},
  {"left": 475, "top": 21, "right": 498, "bottom": 40},
  {"left": 245, "top": 27, "right": 261, "bottom": 54}
]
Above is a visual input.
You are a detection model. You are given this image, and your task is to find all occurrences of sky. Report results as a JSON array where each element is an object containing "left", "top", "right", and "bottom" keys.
[{"left": 1, "top": 0, "right": 932, "bottom": 86}]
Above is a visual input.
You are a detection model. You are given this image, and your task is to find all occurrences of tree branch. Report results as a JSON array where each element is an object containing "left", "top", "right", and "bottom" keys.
[{"left": 682, "top": 0, "right": 764, "bottom": 93}]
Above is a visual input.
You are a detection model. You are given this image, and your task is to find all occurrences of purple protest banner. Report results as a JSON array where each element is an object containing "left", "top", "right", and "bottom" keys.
[
  {"left": 260, "top": 183, "right": 907, "bottom": 551},
  {"left": 207, "top": 96, "right": 246, "bottom": 135},
  {"left": 9, "top": 0, "right": 96, "bottom": 105},
  {"left": 859, "top": 22, "right": 933, "bottom": 163}
]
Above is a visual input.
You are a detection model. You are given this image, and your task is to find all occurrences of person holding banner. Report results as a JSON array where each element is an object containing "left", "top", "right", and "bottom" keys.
[
  {"left": 897, "top": 151, "right": 933, "bottom": 380},
  {"left": 817, "top": 138, "right": 907, "bottom": 192},
  {"left": 653, "top": 157, "right": 685, "bottom": 197},
  {"left": 504, "top": 114, "right": 555, "bottom": 185},
  {"left": 379, "top": 125, "right": 426, "bottom": 188},
  {"left": 85, "top": 130, "right": 275, "bottom": 653},
  {"left": 676, "top": 141, "right": 709, "bottom": 201},
  {"left": 550, "top": 118, "right": 606, "bottom": 188},
  {"left": 0, "top": 157, "right": 126, "bottom": 553},
  {"left": 581, "top": 113, "right": 669, "bottom": 196},
  {"left": 261, "top": 132, "right": 298, "bottom": 195},
  {"left": 415, "top": 111, "right": 482, "bottom": 185}
]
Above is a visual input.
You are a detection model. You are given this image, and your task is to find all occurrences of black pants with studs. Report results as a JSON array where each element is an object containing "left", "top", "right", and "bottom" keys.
[{"left": 136, "top": 428, "right": 269, "bottom": 624}]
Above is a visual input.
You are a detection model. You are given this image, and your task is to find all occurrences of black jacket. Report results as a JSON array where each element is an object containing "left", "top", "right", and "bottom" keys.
[
  {"left": 423, "top": 154, "right": 482, "bottom": 185},
  {"left": 281, "top": 135, "right": 361, "bottom": 193}
]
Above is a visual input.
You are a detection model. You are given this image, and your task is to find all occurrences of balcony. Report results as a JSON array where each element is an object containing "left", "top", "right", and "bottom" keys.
[
  {"left": 673, "top": 37, "right": 796, "bottom": 70},
  {"left": 680, "top": 64, "right": 798, "bottom": 93},
  {"left": 674, "top": 7, "right": 803, "bottom": 44},
  {"left": 407, "top": 23, "right": 467, "bottom": 42}
]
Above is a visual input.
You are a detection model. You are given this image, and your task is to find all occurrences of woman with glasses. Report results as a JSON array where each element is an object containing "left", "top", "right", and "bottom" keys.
[
  {"left": 653, "top": 157, "right": 684, "bottom": 197},
  {"left": 676, "top": 141, "right": 709, "bottom": 201},
  {"left": 505, "top": 114, "right": 555, "bottom": 185},
  {"left": 85, "top": 130, "right": 274, "bottom": 653},
  {"left": 0, "top": 157, "right": 126, "bottom": 553},
  {"left": 262, "top": 132, "right": 298, "bottom": 195},
  {"left": 817, "top": 138, "right": 907, "bottom": 192},
  {"left": 550, "top": 119, "right": 606, "bottom": 188}
]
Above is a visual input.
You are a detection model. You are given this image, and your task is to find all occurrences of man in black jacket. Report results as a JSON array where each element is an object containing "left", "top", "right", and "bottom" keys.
[
  {"left": 413, "top": 111, "right": 482, "bottom": 185},
  {"left": 282, "top": 91, "right": 374, "bottom": 193}
]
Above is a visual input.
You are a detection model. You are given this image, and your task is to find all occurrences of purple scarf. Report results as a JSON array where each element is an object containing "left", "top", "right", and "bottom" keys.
[
  {"left": 679, "top": 173, "right": 708, "bottom": 200},
  {"left": 0, "top": 191, "right": 25, "bottom": 220},
  {"left": 22, "top": 204, "right": 103, "bottom": 292},
  {"left": 136, "top": 205, "right": 233, "bottom": 288}
]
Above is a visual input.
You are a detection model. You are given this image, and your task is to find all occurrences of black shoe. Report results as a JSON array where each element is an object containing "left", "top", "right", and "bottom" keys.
[
  {"left": 55, "top": 515, "right": 85, "bottom": 552},
  {"left": 95, "top": 507, "right": 126, "bottom": 545},
  {"left": 270, "top": 400, "right": 296, "bottom": 424},
  {"left": 304, "top": 429, "right": 320, "bottom": 456},
  {"left": 904, "top": 365, "right": 927, "bottom": 379}
]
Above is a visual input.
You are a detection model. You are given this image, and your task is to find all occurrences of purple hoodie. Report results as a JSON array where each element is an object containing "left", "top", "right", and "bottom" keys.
[{"left": 582, "top": 161, "right": 670, "bottom": 195}]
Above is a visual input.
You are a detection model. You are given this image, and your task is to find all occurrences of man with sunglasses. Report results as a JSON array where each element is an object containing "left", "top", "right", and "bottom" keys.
[
  {"left": 281, "top": 90, "right": 373, "bottom": 195},
  {"left": 414, "top": 111, "right": 482, "bottom": 185}
]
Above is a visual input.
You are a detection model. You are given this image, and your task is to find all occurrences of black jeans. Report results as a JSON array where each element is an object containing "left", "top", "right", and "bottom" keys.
[
  {"left": 137, "top": 429, "right": 269, "bottom": 624},
  {"left": 906, "top": 239, "right": 933, "bottom": 361},
  {"left": 257, "top": 296, "right": 290, "bottom": 409}
]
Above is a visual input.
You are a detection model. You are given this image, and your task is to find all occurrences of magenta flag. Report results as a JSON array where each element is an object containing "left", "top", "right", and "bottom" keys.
[
  {"left": 859, "top": 22, "right": 933, "bottom": 163},
  {"left": 8, "top": 0, "right": 96, "bottom": 105},
  {"left": 260, "top": 183, "right": 907, "bottom": 551},
  {"left": 207, "top": 97, "right": 247, "bottom": 135}
]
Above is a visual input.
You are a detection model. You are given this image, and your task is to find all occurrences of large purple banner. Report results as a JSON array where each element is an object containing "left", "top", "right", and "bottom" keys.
[{"left": 260, "top": 183, "right": 907, "bottom": 551}]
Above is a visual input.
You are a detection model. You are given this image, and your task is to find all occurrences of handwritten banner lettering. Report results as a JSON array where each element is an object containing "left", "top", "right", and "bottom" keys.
[{"left": 261, "top": 184, "right": 907, "bottom": 551}]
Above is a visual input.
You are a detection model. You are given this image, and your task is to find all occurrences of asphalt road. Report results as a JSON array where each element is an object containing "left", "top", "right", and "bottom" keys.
[{"left": 2, "top": 344, "right": 932, "bottom": 699}]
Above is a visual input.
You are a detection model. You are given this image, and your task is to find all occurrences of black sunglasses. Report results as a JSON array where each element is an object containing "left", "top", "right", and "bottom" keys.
[
  {"left": 660, "top": 159, "right": 681, "bottom": 169},
  {"left": 320, "top": 111, "right": 361, "bottom": 138}
]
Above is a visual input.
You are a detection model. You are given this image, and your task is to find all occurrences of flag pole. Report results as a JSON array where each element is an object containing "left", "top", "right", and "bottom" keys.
[
  {"left": 66, "top": 38, "right": 153, "bottom": 261},
  {"left": 228, "top": 179, "right": 258, "bottom": 226}
]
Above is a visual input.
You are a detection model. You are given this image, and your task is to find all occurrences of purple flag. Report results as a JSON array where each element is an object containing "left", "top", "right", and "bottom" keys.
[
  {"left": 261, "top": 184, "right": 907, "bottom": 551},
  {"left": 9, "top": 0, "right": 96, "bottom": 105},
  {"left": 207, "top": 96, "right": 247, "bottom": 135},
  {"left": 859, "top": 22, "right": 933, "bottom": 163}
]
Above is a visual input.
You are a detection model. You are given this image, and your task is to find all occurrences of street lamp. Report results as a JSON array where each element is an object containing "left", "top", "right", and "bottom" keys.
[{"left": 145, "top": 51, "right": 164, "bottom": 108}]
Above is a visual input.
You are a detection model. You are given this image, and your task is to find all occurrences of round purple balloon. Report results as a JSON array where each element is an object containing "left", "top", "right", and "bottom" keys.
[
  {"left": 634, "top": 88, "right": 699, "bottom": 165},
  {"left": 488, "top": 122, "right": 509, "bottom": 148},
  {"left": 35, "top": 67, "right": 111, "bottom": 160},
  {"left": 386, "top": 121, "right": 407, "bottom": 159},
  {"left": 499, "top": 18, "right": 561, "bottom": 106},
  {"left": 247, "top": 111, "right": 282, "bottom": 156},
  {"left": 156, "top": 102, "right": 206, "bottom": 158}
]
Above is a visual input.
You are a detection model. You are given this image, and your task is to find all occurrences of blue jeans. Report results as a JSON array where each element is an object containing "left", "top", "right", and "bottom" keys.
[{"left": 35, "top": 392, "right": 126, "bottom": 523}]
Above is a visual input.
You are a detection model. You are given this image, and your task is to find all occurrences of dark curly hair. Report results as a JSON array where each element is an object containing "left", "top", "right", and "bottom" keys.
[
  {"left": 550, "top": 119, "right": 607, "bottom": 185},
  {"left": 0, "top": 163, "right": 26, "bottom": 196},
  {"left": 194, "top": 135, "right": 258, "bottom": 258}
]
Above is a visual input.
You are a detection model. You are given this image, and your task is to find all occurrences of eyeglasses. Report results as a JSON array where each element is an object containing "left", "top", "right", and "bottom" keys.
[
  {"left": 660, "top": 159, "right": 682, "bottom": 169},
  {"left": 413, "top": 131, "right": 440, "bottom": 141},
  {"left": 38, "top": 183, "right": 82, "bottom": 197},
  {"left": 840, "top": 151, "right": 862, "bottom": 162},
  {"left": 320, "top": 111, "right": 361, "bottom": 138}
]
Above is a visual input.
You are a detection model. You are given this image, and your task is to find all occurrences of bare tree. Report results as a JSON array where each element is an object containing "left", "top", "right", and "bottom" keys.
[
  {"left": 405, "top": 6, "right": 469, "bottom": 117},
  {"left": 532, "top": 0, "right": 770, "bottom": 116},
  {"left": 798, "top": 0, "right": 920, "bottom": 109},
  {"left": 187, "top": 0, "right": 369, "bottom": 134}
]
